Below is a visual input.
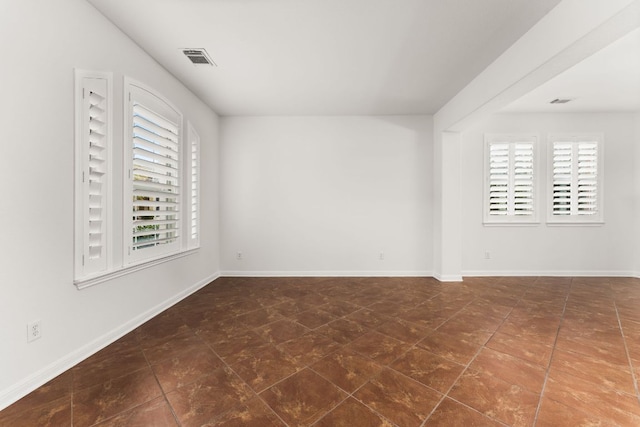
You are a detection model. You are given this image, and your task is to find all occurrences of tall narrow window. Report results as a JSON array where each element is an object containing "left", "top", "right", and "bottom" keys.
[
  {"left": 187, "top": 122, "right": 200, "bottom": 249},
  {"left": 484, "top": 134, "right": 538, "bottom": 224},
  {"left": 548, "top": 134, "right": 603, "bottom": 223},
  {"left": 75, "top": 70, "right": 112, "bottom": 280},
  {"left": 125, "top": 81, "right": 183, "bottom": 264}
]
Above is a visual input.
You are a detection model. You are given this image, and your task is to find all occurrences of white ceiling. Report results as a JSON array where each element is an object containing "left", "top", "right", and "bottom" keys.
[
  {"left": 502, "top": 27, "right": 640, "bottom": 113},
  {"left": 87, "top": 0, "right": 563, "bottom": 116}
]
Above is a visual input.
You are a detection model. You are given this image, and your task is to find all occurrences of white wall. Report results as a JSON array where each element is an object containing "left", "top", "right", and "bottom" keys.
[
  {"left": 0, "top": 0, "right": 220, "bottom": 408},
  {"left": 220, "top": 116, "right": 433, "bottom": 275},
  {"left": 634, "top": 112, "right": 640, "bottom": 275},
  {"left": 461, "top": 113, "right": 636, "bottom": 276}
]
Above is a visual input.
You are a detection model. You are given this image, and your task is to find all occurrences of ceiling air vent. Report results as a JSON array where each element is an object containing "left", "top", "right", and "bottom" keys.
[
  {"left": 182, "top": 49, "right": 216, "bottom": 66},
  {"left": 550, "top": 98, "right": 572, "bottom": 104}
]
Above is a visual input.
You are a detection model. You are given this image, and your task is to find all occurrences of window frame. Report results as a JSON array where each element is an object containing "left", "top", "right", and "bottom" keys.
[
  {"left": 74, "top": 75, "right": 201, "bottom": 289},
  {"left": 546, "top": 133, "right": 604, "bottom": 225},
  {"left": 483, "top": 133, "right": 540, "bottom": 225},
  {"left": 186, "top": 121, "right": 200, "bottom": 250}
]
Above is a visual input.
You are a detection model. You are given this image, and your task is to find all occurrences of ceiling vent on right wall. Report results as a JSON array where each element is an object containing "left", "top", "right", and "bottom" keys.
[
  {"left": 182, "top": 49, "right": 216, "bottom": 66},
  {"left": 550, "top": 98, "right": 573, "bottom": 104}
]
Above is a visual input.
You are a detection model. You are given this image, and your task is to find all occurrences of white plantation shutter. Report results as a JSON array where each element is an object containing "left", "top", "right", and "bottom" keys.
[
  {"left": 550, "top": 136, "right": 602, "bottom": 222},
  {"left": 485, "top": 135, "right": 537, "bottom": 223},
  {"left": 187, "top": 123, "right": 200, "bottom": 248},
  {"left": 126, "top": 82, "right": 182, "bottom": 263},
  {"left": 75, "top": 71, "right": 112, "bottom": 280}
]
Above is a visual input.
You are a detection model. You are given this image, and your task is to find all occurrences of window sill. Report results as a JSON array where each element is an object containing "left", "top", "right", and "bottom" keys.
[
  {"left": 483, "top": 221, "right": 540, "bottom": 227},
  {"left": 546, "top": 221, "right": 604, "bottom": 227},
  {"left": 74, "top": 248, "right": 198, "bottom": 290}
]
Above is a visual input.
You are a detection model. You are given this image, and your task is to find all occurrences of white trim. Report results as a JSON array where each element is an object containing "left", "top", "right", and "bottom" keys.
[
  {"left": 74, "top": 248, "right": 198, "bottom": 289},
  {"left": 462, "top": 270, "right": 634, "bottom": 277},
  {"left": 433, "top": 273, "right": 464, "bottom": 282},
  {"left": 221, "top": 270, "right": 433, "bottom": 278},
  {"left": 0, "top": 272, "right": 220, "bottom": 411}
]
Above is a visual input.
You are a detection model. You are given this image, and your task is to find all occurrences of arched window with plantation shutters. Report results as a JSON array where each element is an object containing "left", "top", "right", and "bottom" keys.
[{"left": 125, "top": 80, "right": 183, "bottom": 264}]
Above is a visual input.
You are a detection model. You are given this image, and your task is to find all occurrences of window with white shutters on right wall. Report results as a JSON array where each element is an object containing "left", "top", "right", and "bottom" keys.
[{"left": 548, "top": 133, "right": 603, "bottom": 224}]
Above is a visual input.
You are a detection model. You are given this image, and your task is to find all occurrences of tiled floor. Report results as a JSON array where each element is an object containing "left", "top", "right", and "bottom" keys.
[{"left": 2, "top": 276, "right": 640, "bottom": 426}]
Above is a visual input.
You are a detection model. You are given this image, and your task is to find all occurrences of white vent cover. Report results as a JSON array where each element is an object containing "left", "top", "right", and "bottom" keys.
[
  {"left": 550, "top": 98, "right": 572, "bottom": 104},
  {"left": 182, "top": 49, "right": 216, "bottom": 66}
]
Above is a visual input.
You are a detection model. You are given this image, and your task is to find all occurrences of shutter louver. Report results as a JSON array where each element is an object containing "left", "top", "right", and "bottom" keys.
[
  {"left": 577, "top": 142, "right": 598, "bottom": 216},
  {"left": 131, "top": 103, "right": 180, "bottom": 252},
  {"left": 80, "top": 77, "right": 109, "bottom": 276},
  {"left": 513, "top": 142, "right": 534, "bottom": 216},
  {"left": 191, "top": 135, "right": 198, "bottom": 241},
  {"left": 551, "top": 140, "right": 599, "bottom": 218},
  {"left": 487, "top": 140, "right": 534, "bottom": 219}
]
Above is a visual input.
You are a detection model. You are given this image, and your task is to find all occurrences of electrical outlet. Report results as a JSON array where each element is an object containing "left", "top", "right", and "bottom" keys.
[
  {"left": 484, "top": 251, "right": 491, "bottom": 260},
  {"left": 27, "top": 320, "right": 41, "bottom": 343},
  {"left": 236, "top": 251, "right": 242, "bottom": 260},
  {"left": 379, "top": 251, "right": 385, "bottom": 260}
]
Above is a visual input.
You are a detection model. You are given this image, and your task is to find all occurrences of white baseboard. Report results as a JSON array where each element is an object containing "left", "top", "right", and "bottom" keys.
[
  {"left": 433, "top": 273, "right": 464, "bottom": 282},
  {"left": 220, "top": 270, "right": 433, "bottom": 278},
  {"left": 0, "top": 272, "right": 220, "bottom": 412},
  {"left": 461, "top": 270, "right": 636, "bottom": 278}
]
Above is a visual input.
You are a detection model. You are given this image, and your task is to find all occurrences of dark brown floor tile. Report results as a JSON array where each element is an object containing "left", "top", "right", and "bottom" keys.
[
  {"left": 230, "top": 344, "right": 300, "bottom": 392},
  {"left": 0, "top": 396, "right": 71, "bottom": 427},
  {"left": 255, "top": 319, "right": 309, "bottom": 344},
  {"left": 354, "top": 368, "right": 441, "bottom": 427},
  {"left": 425, "top": 397, "right": 503, "bottom": 426},
  {"left": 367, "top": 301, "right": 410, "bottom": 317},
  {"left": 497, "top": 317, "right": 559, "bottom": 346},
  {"left": 375, "top": 318, "right": 430, "bottom": 344},
  {"left": 141, "top": 332, "right": 209, "bottom": 365},
  {"left": 448, "top": 370, "right": 539, "bottom": 427},
  {"left": 469, "top": 347, "right": 547, "bottom": 393},
  {"left": 311, "top": 348, "right": 383, "bottom": 393},
  {"left": 136, "top": 312, "right": 190, "bottom": 344},
  {"left": 544, "top": 367, "right": 640, "bottom": 425},
  {"left": 417, "top": 330, "right": 486, "bottom": 365},
  {"left": 92, "top": 397, "right": 177, "bottom": 426},
  {"left": 314, "top": 397, "right": 393, "bottom": 427},
  {"left": 151, "top": 346, "right": 225, "bottom": 393},
  {"left": 345, "top": 309, "right": 389, "bottom": 329},
  {"left": 165, "top": 367, "right": 254, "bottom": 427},
  {"left": 396, "top": 306, "right": 452, "bottom": 329},
  {"left": 390, "top": 347, "right": 465, "bottom": 393},
  {"left": 194, "top": 319, "right": 249, "bottom": 345},
  {"left": 277, "top": 331, "right": 341, "bottom": 366},
  {"left": 321, "top": 300, "right": 362, "bottom": 317},
  {"left": 73, "top": 367, "right": 163, "bottom": 427},
  {"left": 535, "top": 397, "right": 614, "bottom": 427},
  {"left": 0, "top": 371, "right": 72, "bottom": 419},
  {"left": 437, "top": 314, "right": 502, "bottom": 337},
  {"left": 289, "top": 307, "right": 337, "bottom": 329},
  {"left": 317, "top": 318, "right": 369, "bottom": 344},
  {"left": 209, "top": 397, "right": 286, "bottom": 427},
  {"left": 72, "top": 347, "right": 149, "bottom": 391},
  {"left": 270, "top": 300, "right": 315, "bottom": 317},
  {"left": 346, "top": 331, "right": 410, "bottom": 365},
  {"left": 236, "top": 308, "right": 285, "bottom": 328},
  {"left": 208, "top": 330, "right": 270, "bottom": 364},
  {"left": 550, "top": 348, "right": 636, "bottom": 395},
  {"left": 555, "top": 328, "right": 629, "bottom": 365},
  {"left": 260, "top": 368, "right": 346, "bottom": 427},
  {"left": 485, "top": 331, "right": 553, "bottom": 367}
]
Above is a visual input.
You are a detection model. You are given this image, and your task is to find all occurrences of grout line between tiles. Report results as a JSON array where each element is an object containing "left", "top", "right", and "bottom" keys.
[
  {"left": 613, "top": 300, "right": 640, "bottom": 406},
  {"left": 530, "top": 277, "right": 571, "bottom": 426}
]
